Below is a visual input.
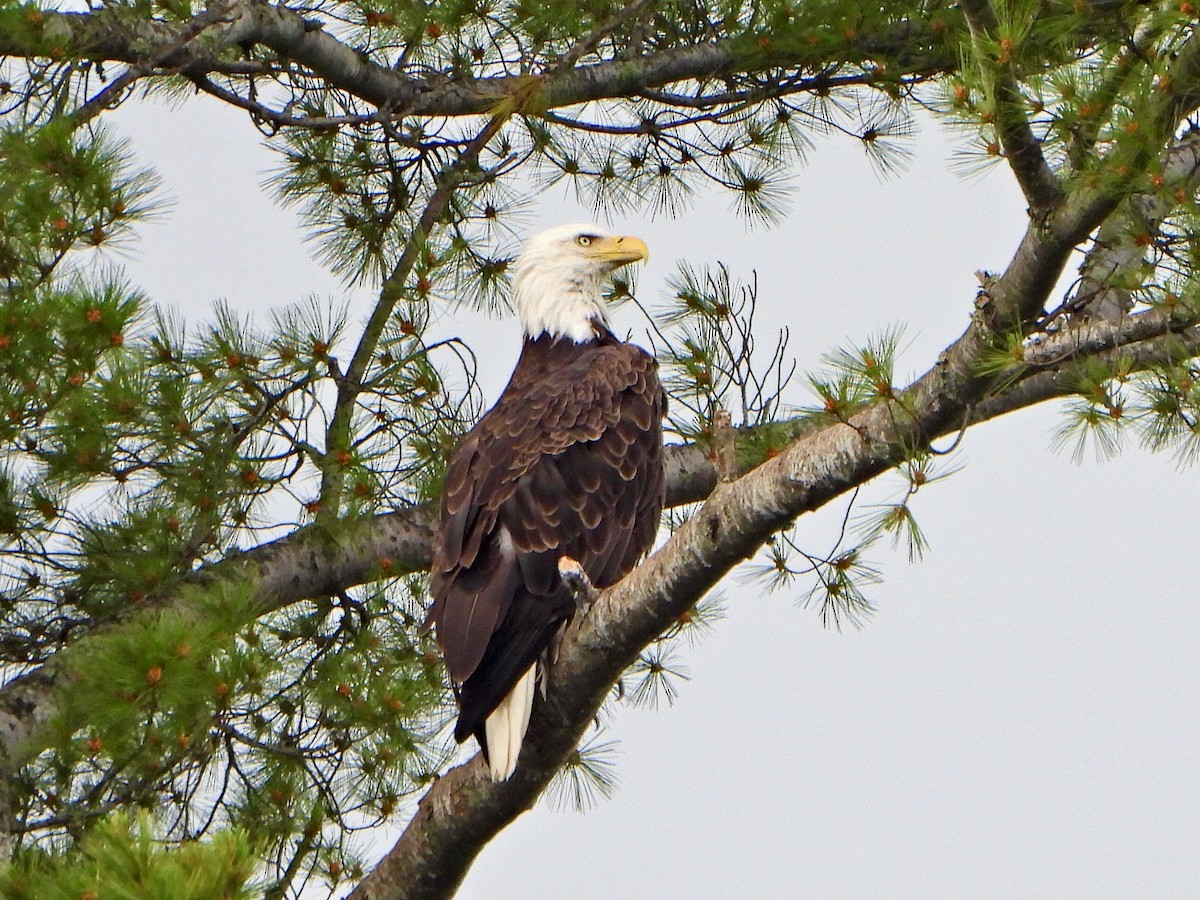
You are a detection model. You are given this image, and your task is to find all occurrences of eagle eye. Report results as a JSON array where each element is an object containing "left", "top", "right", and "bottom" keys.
[{"left": 575, "top": 235, "right": 595, "bottom": 247}]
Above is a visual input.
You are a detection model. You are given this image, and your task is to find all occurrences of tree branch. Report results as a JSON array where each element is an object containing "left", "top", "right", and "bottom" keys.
[
  {"left": 0, "top": 4, "right": 956, "bottom": 117},
  {"left": 959, "top": 0, "right": 1063, "bottom": 211},
  {"left": 974, "top": 321, "right": 1200, "bottom": 422},
  {"left": 318, "top": 114, "right": 507, "bottom": 512},
  {"left": 1067, "top": 129, "right": 1200, "bottom": 321}
]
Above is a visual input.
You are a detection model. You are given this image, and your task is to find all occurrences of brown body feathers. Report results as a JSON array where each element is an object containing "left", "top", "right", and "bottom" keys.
[{"left": 427, "top": 325, "right": 665, "bottom": 761}]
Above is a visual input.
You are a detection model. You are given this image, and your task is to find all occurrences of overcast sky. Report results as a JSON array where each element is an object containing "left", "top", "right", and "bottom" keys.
[{"left": 107, "top": 96, "right": 1199, "bottom": 899}]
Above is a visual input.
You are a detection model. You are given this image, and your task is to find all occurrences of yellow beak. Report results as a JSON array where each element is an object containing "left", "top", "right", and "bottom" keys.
[{"left": 587, "top": 234, "right": 650, "bottom": 267}]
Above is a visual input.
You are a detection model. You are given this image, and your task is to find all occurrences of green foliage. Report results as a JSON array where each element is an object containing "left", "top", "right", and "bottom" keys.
[
  {"left": 0, "top": 108, "right": 467, "bottom": 893},
  {"left": 220, "top": 587, "right": 448, "bottom": 894},
  {"left": 1, "top": 813, "right": 257, "bottom": 900},
  {"left": 54, "top": 580, "right": 255, "bottom": 757},
  {"left": 0, "top": 122, "right": 158, "bottom": 289},
  {"left": 803, "top": 326, "right": 911, "bottom": 429},
  {"left": 624, "top": 644, "right": 689, "bottom": 711},
  {"left": 1049, "top": 351, "right": 1200, "bottom": 467}
]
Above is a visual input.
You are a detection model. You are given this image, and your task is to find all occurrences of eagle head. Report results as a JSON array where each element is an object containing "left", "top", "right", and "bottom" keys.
[{"left": 512, "top": 224, "right": 649, "bottom": 342}]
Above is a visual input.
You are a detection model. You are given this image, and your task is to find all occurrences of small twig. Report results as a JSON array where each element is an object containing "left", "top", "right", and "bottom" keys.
[
  {"left": 187, "top": 74, "right": 378, "bottom": 132},
  {"left": 318, "top": 112, "right": 509, "bottom": 513}
]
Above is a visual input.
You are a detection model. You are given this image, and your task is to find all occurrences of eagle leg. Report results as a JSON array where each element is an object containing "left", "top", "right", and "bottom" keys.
[{"left": 557, "top": 555, "right": 599, "bottom": 615}]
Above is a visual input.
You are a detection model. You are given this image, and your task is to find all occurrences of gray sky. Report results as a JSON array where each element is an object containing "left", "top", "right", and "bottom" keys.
[{"left": 109, "top": 97, "right": 1199, "bottom": 899}]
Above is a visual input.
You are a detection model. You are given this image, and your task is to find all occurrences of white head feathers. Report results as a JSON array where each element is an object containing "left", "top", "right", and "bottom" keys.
[{"left": 511, "top": 224, "right": 649, "bottom": 342}]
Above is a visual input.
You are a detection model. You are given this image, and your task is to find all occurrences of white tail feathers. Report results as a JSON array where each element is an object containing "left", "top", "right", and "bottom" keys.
[{"left": 484, "top": 666, "right": 537, "bottom": 781}]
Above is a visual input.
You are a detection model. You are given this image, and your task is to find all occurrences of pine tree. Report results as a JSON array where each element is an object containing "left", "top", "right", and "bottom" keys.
[{"left": 0, "top": 1, "right": 1199, "bottom": 896}]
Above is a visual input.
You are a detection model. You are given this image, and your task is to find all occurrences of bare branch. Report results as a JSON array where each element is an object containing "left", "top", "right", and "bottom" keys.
[{"left": 185, "top": 74, "right": 377, "bottom": 131}]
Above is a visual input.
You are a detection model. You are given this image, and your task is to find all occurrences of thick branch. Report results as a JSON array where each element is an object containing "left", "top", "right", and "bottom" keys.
[
  {"left": 1069, "top": 130, "right": 1200, "bottom": 321},
  {"left": 0, "top": 5, "right": 955, "bottom": 117}
]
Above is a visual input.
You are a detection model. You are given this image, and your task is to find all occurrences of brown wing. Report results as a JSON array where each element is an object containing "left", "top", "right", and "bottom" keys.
[{"left": 428, "top": 337, "right": 665, "bottom": 745}]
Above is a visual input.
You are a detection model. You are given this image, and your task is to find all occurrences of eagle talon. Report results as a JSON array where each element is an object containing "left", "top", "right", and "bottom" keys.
[{"left": 558, "top": 555, "right": 599, "bottom": 615}]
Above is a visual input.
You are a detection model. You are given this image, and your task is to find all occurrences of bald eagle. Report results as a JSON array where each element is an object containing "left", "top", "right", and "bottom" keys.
[{"left": 427, "top": 224, "right": 666, "bottom": 781}]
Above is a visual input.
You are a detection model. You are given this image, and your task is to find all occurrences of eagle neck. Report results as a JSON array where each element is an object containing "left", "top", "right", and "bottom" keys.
[
  {"left": 511, "top": 328, "right": 614, "bottom": 381},
  {"left": 512, "top": 265, "right": 610, "bottom": 343}
]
